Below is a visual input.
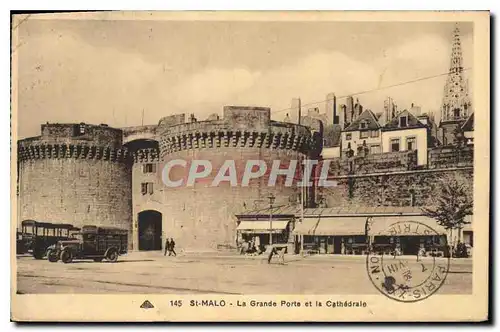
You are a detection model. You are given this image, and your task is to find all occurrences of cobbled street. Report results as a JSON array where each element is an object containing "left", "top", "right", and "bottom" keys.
[{"left": 16, "top": 252, "right": 472, "bottom": 295}]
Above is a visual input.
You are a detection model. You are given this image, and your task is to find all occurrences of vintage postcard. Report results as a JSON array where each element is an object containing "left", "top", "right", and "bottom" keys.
[{"left": 11, "top": 11, "right": 490, "bottom": 322}]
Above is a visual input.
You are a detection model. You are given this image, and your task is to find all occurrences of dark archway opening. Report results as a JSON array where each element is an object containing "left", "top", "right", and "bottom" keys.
[{"left": 138, "top": 210, "right": 162, "bottom": 251}]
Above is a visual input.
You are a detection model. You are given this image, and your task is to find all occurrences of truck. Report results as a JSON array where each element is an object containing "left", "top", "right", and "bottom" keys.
[
  {"left": 18, "top": 220, "right": 79, "bottom": 259},
  {"left": 47, "top": 225, "right": 128, "bottom": 263}
]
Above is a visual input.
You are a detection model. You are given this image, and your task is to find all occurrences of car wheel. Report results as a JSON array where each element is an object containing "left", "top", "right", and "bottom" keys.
[
  {"left": 47, "top": 249, "right": 58, "bottom": 262},
  {"left": 60, "top": 249, "right": 73, "bottom": 263},
  {"left": 106, "top": 249, "right": 118, "bottom": 263},
  {"left": 33, "top": 250, "right": 44, "bottom": 260}
]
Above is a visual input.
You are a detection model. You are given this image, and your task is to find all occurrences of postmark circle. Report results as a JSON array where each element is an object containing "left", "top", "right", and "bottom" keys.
[{"left": 365, "top": 219, "right": 450, "bottom": 303}]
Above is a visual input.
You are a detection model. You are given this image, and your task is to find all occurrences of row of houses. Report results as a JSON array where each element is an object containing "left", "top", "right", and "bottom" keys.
[{"left": 320, "top": 101, "right": 474, "bottom": 168}]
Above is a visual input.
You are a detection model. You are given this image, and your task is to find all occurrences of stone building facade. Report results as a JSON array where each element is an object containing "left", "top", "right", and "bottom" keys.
[{"left": 123, "top": 106, "right": 319, "bottom": 251}]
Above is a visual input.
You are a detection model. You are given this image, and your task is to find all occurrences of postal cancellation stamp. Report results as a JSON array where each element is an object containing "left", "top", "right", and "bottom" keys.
[{"left": 366, "top": 219, "right": 451, "bottom": 302}]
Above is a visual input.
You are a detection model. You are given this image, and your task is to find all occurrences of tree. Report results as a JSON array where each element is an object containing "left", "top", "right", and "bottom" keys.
[
  {"left": 452, "top": 125, "right": 467, "bottom": 148},
  {"left": 422, "top": 176, "right": 473, "bottom": 250}
]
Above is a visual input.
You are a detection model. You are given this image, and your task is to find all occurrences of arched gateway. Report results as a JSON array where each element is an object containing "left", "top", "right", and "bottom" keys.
[{"left": 138, "top": 210, "right": 162, "bottom": 251}]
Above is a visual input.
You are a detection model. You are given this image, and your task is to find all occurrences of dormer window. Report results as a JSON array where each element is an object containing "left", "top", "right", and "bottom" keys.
[
  {"left": 74, "top": 123, "right": 86, "bottom": 136},
  {"left": 359, "top": 120, "right": 368, "bottom": 130},
  {"left": 399, "top": 116, "right": 407, "bottom": 128}
]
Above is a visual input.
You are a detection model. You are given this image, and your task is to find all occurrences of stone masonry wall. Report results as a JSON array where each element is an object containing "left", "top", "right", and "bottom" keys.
[
  {"left": 157, "top": 147, "right": 305, "bottom": 251},
  {"left": 19, "top": 158, "right": 133, "bottom": 246},
  {"left": 318, "top": 167, "right": 473, "bottom": 208}
]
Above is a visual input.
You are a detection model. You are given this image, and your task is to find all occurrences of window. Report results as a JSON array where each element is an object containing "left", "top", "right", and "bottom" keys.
[
  {"left": 407, "top": 137, "right": 416, "bottom": 151},
  {"left": 360, "top": 131, "right": 369, "bottom": 139},
  {"left": 143, "top": 163, "right": 156, "bottom": 173},
  {"left": 369, "top": 145, "right": 381, "bottom": 154},
  {"left": 399, "top": 116, "right": 407, "bottom": 127},
  {"left": 359, "top": 121, "right": 367, "bottom": 129},
  {"left": 454, "top": 108, "right": 461, "bottom": 118},
  {"left": 390, "top": 138, "right": 400, "bottom": 152},
  {"left": 141, "top": 182, "right": 154, "bottom": 195},
  {"left": 84, "top": 234, "right": 96, "bottom": 241},
  {"left": 74, "top": 123, "right": 86, "bottom": 136},
  {"left": 345, "top": 133, "right": 352, "bottom": 141},
  {"left": 370, "top": 130, "right": 379, "bottom": 138}
]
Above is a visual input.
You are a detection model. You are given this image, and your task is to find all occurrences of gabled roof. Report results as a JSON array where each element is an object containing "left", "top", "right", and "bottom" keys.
[
  {"left": 344, "top": 110, "right": 381, "bottom": 132},
  {"left": 461, "top": 112, "right": 474, "bottom": 131},
  {"left": 382, "top": 109, "right": 427, "bottom": 131}
]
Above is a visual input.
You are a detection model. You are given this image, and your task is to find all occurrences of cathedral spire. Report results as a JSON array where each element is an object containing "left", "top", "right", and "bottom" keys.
[{"left": 440, "top": 23, "right": 471, "bottom": 123}]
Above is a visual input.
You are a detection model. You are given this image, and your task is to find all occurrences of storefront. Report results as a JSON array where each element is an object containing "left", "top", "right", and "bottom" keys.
[
  {"left": 293, "top": 216, "right": 369, "bottom": 254},
  {"left": 235, "top": 206, "right": 472, "bottom": 256},
  {"left": 235, "top": 217, "right": 295, "bottom": 253},
  {"left": 293, "top": 212, "right": 452, "bottom": 256}
]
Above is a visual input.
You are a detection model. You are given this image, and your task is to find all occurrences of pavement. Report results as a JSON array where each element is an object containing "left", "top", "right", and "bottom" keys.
[{"left": 16, "top": 251, "right": 472, "bottom": 294}]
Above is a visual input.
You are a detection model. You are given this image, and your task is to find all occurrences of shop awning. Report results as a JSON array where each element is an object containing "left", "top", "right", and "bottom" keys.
[
  {"left": 293, "top": 215, "right": 448, "bottom": 236},
  {"left": 368, "top": 216, "right": 448, "bottom": 235},
  {"left": 236, "top": 219, "right": 290, "bottom": 234},
  {"left": 293, "top": 217, "right": 366, "bottom": 236}
]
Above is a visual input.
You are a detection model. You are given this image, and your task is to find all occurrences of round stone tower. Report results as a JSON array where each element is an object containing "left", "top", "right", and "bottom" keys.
[
  {"left": 17, "top": 123, "right": 133, "bottom": 247},
  {"left": 155, "top": 106, "right": 315, "bottom": 251}
]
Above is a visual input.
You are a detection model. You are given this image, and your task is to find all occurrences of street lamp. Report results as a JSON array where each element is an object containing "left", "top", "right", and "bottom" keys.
[{"left": 268, "top": 193, "right": 276, "bottom": 245}]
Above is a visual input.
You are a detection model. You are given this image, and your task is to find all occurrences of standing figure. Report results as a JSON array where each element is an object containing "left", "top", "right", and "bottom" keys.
[
  {"left": 164, "top": 238, "right": 170, "bottom": 256},
  {"left": 277, "top": 247, "right": 286, "bottom": 265},
  {"left": 169, "top": 238, "right": 177, "bottom": 257},
  {"left": 267, "top": 246, "right": 276, "bottom": 264}
]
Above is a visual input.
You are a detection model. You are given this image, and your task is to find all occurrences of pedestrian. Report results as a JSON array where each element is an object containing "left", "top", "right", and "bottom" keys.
[
  {"left": 169, "top": 238, "right": 177, "bottom": 257},
  {"left": 267, "top": 245, "right": 276, "bottom": 264},
  {"left": 164, "top": 238, "right": 170, "bottom": 256},
  {"left": 277, "top": 247, "right": 286, "bottom": 265}
]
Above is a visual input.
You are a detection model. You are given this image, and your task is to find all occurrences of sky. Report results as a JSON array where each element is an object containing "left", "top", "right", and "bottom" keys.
[{"left": 14, "top": 14, "right": 473, "bottom": 139}]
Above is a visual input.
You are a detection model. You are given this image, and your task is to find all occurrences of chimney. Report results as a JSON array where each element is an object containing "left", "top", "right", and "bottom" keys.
[
  {"left": 291, "top": 98, "right": 301, "bottom": 124},
  {"left": 354, "top": 98, "right": 363, "bottom": 117},
  {"left": 326, "top": 92, "right": 337, "bottom": 126},
  {"left": 383, "top": 97, "right": 398, "bottom": 126},
  {"left": 346, "top": 96, "right": 354, "bottom": 124},
  {"left": 410, "top": 103, "right": 421, "bottom": 116},
  {"left": 340, "top": 105, "right": 346, "bottom": 129}
]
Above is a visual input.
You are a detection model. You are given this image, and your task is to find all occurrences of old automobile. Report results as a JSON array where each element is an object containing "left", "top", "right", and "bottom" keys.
[
  {"left": 47, "top": 225, "right": 128, "bottom": 263},
  {"left": 18, "top": 220, "right": 78, "bottom": 259}
]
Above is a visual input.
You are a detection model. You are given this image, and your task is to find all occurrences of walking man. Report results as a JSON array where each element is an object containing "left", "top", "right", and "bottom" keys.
[
  {"left": 169, "top": 238, "right": 177, "bottom": 257},
  {"left": 164, "top": 238, "right": 170, "bottom": 256},
  {"left": 267, "top": 245, "right": 276, "bottom": 264}
]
